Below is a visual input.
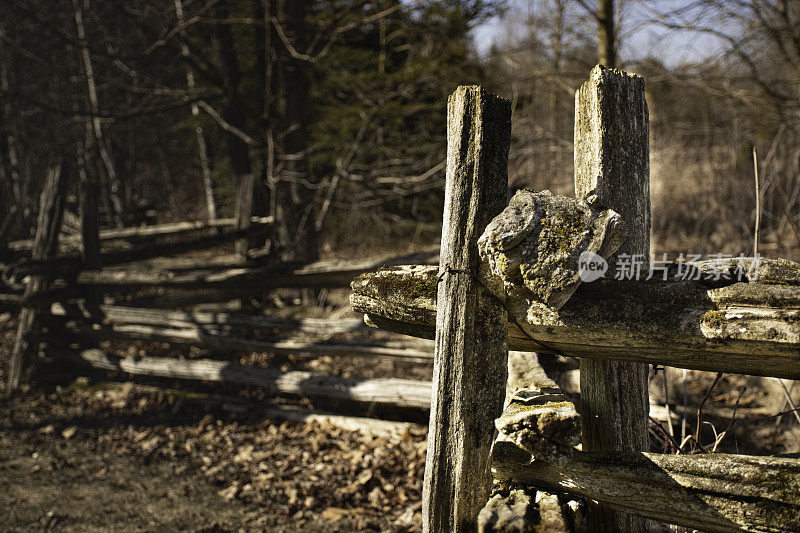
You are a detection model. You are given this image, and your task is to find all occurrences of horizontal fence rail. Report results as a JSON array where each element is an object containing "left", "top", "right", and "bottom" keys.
[
  {"left": 50, "top": 304, "right": 370, "bottom": 334},
  {"left": 491, "top": 441, "right": 800, "bottom": 533},
  {"left": 7, "top": 216, "right": 273, "bottom": 252},
  {"left": 5, "top": 249, "right": 439, "bottom": 293},
  {"left": 351, "top": 264, "right": 800, "bottom": 379},
  {"left": 2, "top": 223, "right": 277, "bottom": 285},
  {"left": 62, "top": 348, "right": 432, "bottom": 410},
  {"left": 45, "top": 323, "right": 434, "bottom": 363}
]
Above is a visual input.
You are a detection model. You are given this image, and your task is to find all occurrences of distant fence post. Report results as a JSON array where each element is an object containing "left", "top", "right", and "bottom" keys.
[
  {"left": 234, "top": 173, "right": 255, "bottom": 264},
  {"left": 8, "top": 160, "right": 69, "bottom": 391},
  {"left": 80, "top": 175, "right": 102, "bottom": 311},
  {"left": 574, "top": 65, "right": 650, "bottom": 532},
  {"left": 422, "top": 86, "right": 511, "bottom": 532}
]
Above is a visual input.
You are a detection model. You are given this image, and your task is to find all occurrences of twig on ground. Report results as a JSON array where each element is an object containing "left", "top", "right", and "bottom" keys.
[
  {"left": 776, "top": 379, "right": 800, "bottom": 425},
  {"left": 712, "top": 387, "right": 746, "bottom": 452},
  {"left": 663, "top": 366, "right": 674, "bottom": 437},
  {"left": 695, "top": 372, "right": 724, "bottom": 451},
  {"left": 648, "top": 416, "right": 682, "bottom": 454},
  {"left": 775, "top": 381, "right": 797, "bottom": 427},
  {"left": 753, "top": 145, "right": 760, "bottom": 257},
  {"left": 681, "top": 368, "right": 688, "bottom": 447},
  {"left": 729, "top": 406, "right": 800, "bottom": 427}
]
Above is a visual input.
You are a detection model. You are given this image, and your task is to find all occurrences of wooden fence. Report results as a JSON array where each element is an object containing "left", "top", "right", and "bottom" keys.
[
  {"left": 351, "top": 69, "right": 800, "bottom": 532},
  {"left": 5, "top": 66, "right": 800, "bottom": 532},
  {"left": 1, "top": 167, "right": 442, "bottom": 419}
]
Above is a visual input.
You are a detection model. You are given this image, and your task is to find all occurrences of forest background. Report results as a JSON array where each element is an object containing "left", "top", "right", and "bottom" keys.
[{"left": 1, "top": 0, "right": 798, "bottom": 262}]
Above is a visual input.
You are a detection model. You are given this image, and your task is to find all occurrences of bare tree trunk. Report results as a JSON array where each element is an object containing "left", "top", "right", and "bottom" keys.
[
  {"left": 196, "top": 125, "right": 216, "bottom": 219},
  {"left": 213, "top": 2, "right": 253, "bottom": 184},
  {"left": 0, "top": 84, "right": 12, "bottom": 247},
  {"left": 77, "top": 139, "right": 102, "bottom": 312},
  {"left": 0, "top": 26, "right": 25, "bottom": 241},
  {"left": 174, "top": 0, "right": 217, "bottom": 220},
  {"left": 275, "top": 0, "right": 318, "bottom": 261},
  {"left": 549, "top": 0, "right": 566, "bottom": 178},
  {"left": 72, "top": 0, "right": 124, "bottom": 226},
  {"left": 597, "top": 0, "right": 616, "bottom": 67},
  {"left": 76, "top": 143, "right": 103, "bottom": 370},
  {"left": 214, "top": 2, "right": 255, "bottom": 256},
  {"left": 234, "top": 173, "right": 255, "bottom": 263},
  {"left": 377, "top": 0, "right": 386, "bottom": 145},
  {"left": 255, "top": 0, "right": 276, "bottom": 223}
]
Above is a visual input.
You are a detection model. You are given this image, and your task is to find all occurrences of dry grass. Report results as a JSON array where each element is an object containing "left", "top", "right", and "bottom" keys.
[{"left": 650, "top": 135, "right": 800, "bottom": 261}]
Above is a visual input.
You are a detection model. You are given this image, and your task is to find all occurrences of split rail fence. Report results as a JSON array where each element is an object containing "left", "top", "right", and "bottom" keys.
[
  {"left": 1, "top": 165, "right": 442, "bottom": 416},
  {"left": 350, "top": 68, "right": 800, "bottom": 532},
  {"left": 4, "top": 65, "right": 800, "bottom": 533}
]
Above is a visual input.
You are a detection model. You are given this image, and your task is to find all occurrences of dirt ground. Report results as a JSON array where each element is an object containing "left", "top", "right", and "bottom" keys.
[
  {"left": 0, "top": 313, "right": 428, "bottom": 532},
  {"left": 0, "top": 382, "right": 427, "bottom": 532},
  {"left": 1, "top": 308, "right": 798, "bottom": 532}
]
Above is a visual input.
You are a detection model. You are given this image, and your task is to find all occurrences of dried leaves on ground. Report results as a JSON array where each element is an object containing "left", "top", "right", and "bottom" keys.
[{"left": 0, "top": 375, "right": 427, "bottom": 532}]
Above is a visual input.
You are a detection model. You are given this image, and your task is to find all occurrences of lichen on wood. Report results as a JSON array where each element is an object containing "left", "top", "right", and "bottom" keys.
[
  {"left": 495, "top": 386, "right": 580, "bottom": 466},
  {"left": 477, "top": 485, "right": 575, "bottom": 533},
  {"left": 478, "top": 189, "right": 626, "bottom": 311},
  {"left": 574, "top": 66, "right": 650, "bottom": 272},
  {"left": 351, "top": 264, "right": 438, "bottom": 311},
  {"left": 491, "top": 441, "right": 800, "bottom": 533},
  {"left": 350, "top": 262, "right": 800, "bottom": 379},
  {"left": 573, "top": 64, "right": 652, "bottom": 532},
  {"left": 477, "top": 486, "right": 538, "bottom": 533},
  {"left": 505, "top": 351, "right": 560, "bottom": 402},
  {"left": 422, "top": 85, "right": 512, "bottom": 533}
]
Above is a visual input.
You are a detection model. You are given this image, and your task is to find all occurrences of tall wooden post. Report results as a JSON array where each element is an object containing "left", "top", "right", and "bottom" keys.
[
  {"left": 574, "top": 65, "right": 650, "bottom": 532},
  {"left": 8, "top": 161, "right": 69, "bottom": 390},
  {"left": 422, "top": 86, "right": 511, "bottom": 532}
]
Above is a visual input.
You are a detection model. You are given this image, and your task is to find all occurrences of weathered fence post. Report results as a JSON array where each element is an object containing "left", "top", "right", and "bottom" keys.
[
  {"left": 574, "top": 65, "right": 650, "bottom": 531},
  {"left": 234, "top": 173, "right": 255, "bottom": 264},
  {"left": 80, "top": 175, "right": 102, "bottom": 311},
  {"left": 8, "top": 160, "right": 69, "bottom": 391},
  {"left": 422, "top": 86, "right": 511, "bottom": 532}
]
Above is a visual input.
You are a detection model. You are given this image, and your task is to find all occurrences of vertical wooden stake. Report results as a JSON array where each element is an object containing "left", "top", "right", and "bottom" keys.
[
  {"left": 423, "top": 86, "right": 511, "bottom": 532},
  {"left": 234, "top": 173, "right": 255, "bottom": 264},
  {"left": 574, "top": 65, "right": 650, "bottom": 532},
  {"left": 8, "top": 161, "right": 69, "bottom": 391},
  {"left": 79, "top": 174, "right": 102, "bottom": 312}
]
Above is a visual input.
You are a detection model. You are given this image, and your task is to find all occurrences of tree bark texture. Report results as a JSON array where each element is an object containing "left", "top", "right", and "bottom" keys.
[{"left": 274, "top": 0, "right": 317, "bottom": 261}]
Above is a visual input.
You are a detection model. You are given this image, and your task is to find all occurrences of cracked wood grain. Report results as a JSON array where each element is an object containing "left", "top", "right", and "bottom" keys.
[{"left": 422, "top": 86, "right": 511, "bottom": 533}]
